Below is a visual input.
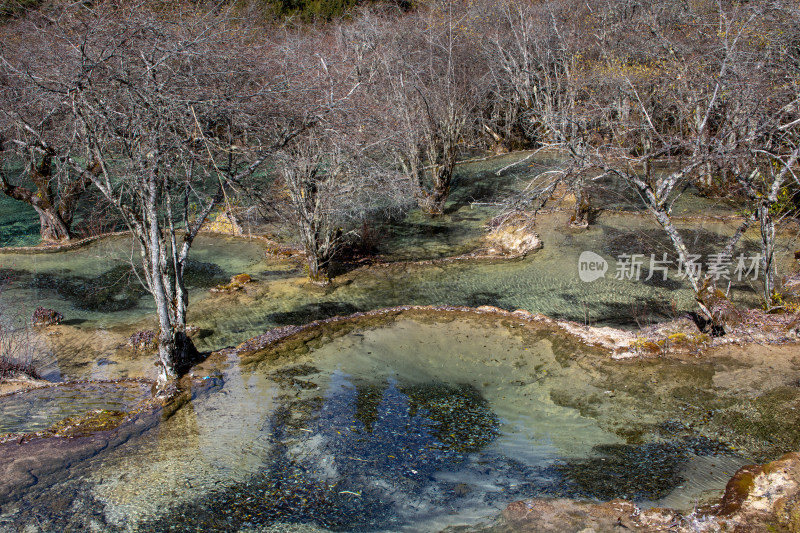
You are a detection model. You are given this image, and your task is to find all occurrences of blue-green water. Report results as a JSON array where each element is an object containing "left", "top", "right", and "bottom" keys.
[
  {"left": 0, "top": 194, "right": 39, "bottom": 247},
  {"left": 0, "top": 152, "right": 795, "bottom": 383},
  {"left": 1, "top": 313, "right": 777, "bottom": 532},
  {"left": 0, "top": 152, "right": 798, "bottom": 532},
  {"left": 2, "top": 212, "right": 782, "bottom": 383},
  {"left": 0, "top": 381, "right": 152, "bottom": 435}
]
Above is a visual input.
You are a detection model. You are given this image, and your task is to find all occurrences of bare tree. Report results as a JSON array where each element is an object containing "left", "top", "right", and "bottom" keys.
[
  {"left": 376, "top": 0, "right": 487, "bottom": 215},
  {"left": 488, "top": 0, "right": 799, "bottom": 322},
  {"left": 0, "top": 16, "right": 93, "bottom": 243},
  {"left": 483, "top": 0, "right": 581, "bottom": 148},
  {"left": 0, "top": 275, "right": 41, "bottom": 380},
  {"left": 278, "top": 130, "right": 394, "bottom": 283},
  {"left": 0, "top": 142, "right": 90, "bottom": 243},
  {"left": 3, "top": 4, "right": 286, "bottom": 383},
  {"left": 250, "top": 20, "right": 404, "bottom": 284},
  {"left": 733, "top": 141, "right": 800, "bottom": 307},
  {"left": 482, "top": 0, "right": 604, "bottom": 227},
  {"left": 577, "top": 0, "right": 799, "bottom": 320}
]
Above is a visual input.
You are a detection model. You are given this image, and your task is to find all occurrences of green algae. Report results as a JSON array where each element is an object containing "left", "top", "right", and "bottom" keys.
[
  {"left": 181, "top": 259, "right": 229, "bottom": 288},
  {"left": 549, "top": 389, "right": 605, "bottom": 419},
  {"left": 194, "top": 310, "right": 794, "bottom": 524},
  {"left": 0, "top": 381, "right": 153, "bottom": 435},
  {"left": 2, "top": 149, "right": 799, "bottom": 531},
  {"left": 605, "top": 359, "right": 717, "bottom": 392},
  {"left": 137, "top": 445, "right": 393, "bottom": 532},
  {"left": 353, "top": 382, "right": 388, "bottom": 434},
  {"left": 602, "top": 226, "right": 759, "bottom": 261},
  {"left": 400, "top": 382, "right": 500, "bottom": 453},
  {"left": 0, "top": 194, "right": 39, "bottom": 248},
  {"left": 32, "top": 265, "right": 146, "bottom": 312},
  {"left": 670, "top": 385, "right": 728, "bottom": 408},
  {"left": 28, "top": 259, "right": 226, "bottom": 313},
  {"left": 267, "top": 301, "right": 361, "bottom": 326},
  {"left": 5, "top": 311, "right": 798, "bottom": 531},
  {"left": 715, "top": 386, "right": 800, "bottom": 461},
  {"left": 134, "top": 374, "right": 502, "bottom": 532},
  {"left": 267, "top": 363, "right": 321, "bottom": 390},
  {"left": 546, "top": 348, "right": 800, "bottom": 466},
  {"left": 47, "top": 409, "right": 127, "bottom": 438},
  {"left": 548, "top": 436, "right": 732, "bottom": 501},
  {"left": 613, "top": 425, "right": 651, "bottom": 445},
  {"left": 242, "top": 310, "right": 409, "bottom": 366}
]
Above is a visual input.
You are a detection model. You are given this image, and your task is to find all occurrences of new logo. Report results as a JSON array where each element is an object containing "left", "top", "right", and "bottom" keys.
[{"left": 578, "top": 251, "right": 608, "bottom": 282}]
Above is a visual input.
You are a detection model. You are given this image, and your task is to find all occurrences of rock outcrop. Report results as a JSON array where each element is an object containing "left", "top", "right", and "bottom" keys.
[
  {"left": 210, "top": 273, "right": 252, "bottom": 293},
  {"left": 484, "top": 214, "right": 542, "bottom": 257},
  {"left": 714, "top": 451, "right": 800, "bottom": 531},
  {"left": 455, "top": 453, "right": 800, "bottom": 532}
]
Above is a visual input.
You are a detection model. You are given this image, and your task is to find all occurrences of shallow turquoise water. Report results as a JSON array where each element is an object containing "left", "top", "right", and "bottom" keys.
[
  {"left": 185, "top": 211, "right": 783, "bottom": 357},
  {"left": 0, "top": 153, "right": 794, "bottom": 383},
  {"left": 0, "top": 381, "right": 152, "bottom": 435},
  {"left": 0, "top": 315, "right": 756, "bottom": 532},
  {"left": 0, "top": 194, "right": 39, "bottom": 248},
  {"left": 0, "top": 152, "right": 795, "bottom": 532}
]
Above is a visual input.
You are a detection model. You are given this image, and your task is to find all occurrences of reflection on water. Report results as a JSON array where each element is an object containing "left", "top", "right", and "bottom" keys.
[
  {"left": 31, "top": 265, "right": 148, "bottom": 313},
  {"left": 0, "top": 153, "right": 792, "bottom": 531},
  {"left": 140, "top": 375, "right": 506, "bottom": 531},
  {"left": 1, "top": 153, "right": 796, "bottom": 383},
  {"left": 0, "top": 315, "right": 753, "bottom": 532},
  {"left": 586, "top": 171, "right": 742, "bottom": 215}
]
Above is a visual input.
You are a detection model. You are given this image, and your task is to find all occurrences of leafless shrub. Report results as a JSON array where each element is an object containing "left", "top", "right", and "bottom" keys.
[
  {"left": 128, "top": 330, "right": 157, "bottom": 352},
  {"left": 31, "top": 306, "right": 63, "bottom": 327},
  {"left": 0, "top": 278, "right": 41, "bottom": 379}
]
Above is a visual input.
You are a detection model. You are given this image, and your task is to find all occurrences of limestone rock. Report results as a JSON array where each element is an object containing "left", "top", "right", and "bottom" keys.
[
  {"left": 500, "top": 499, "right": 645, "bottom": 532},
  {"left": 716, "top": 452, "right": 800, "bottom": 530},
  {"left": 202, "top": 209, "right": 243, "bottom": 236},
  {"left": 484, "top": 215, "right": 542, "bottom": 257},
  {"left": 470, "top": 453, "right": 800, "bottom": 533},
  {"left": 210, "top": 273, "right": 252, "bottom": 293}
]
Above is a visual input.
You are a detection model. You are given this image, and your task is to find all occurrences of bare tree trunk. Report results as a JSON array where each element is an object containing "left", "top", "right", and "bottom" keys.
[
  {"left": 619, "top": 167, "right": 715, "bottom": 318},
  {"left": 299, "top": 217, "right": 336, "bottom": 285},
  {"left": 416, "top": 161, "right": 455, "bottom": 216},
  {"left": 569, "top": 185, "right": 591, "bottom": 228},
  {"left": 31, "top": 204, "right": 71, "bottom": 242},
  {"left": 305, "top": 246, "right": 332, "bottom": 284},
  {"left": 2, "top": 1, "right": 275, "bottom": 386},
  {"left": 0, "top": 153, "right": 77, "bottom": 243},
  {"left": 735, "top": 147, "right": 800, "bottom": 308},
  {"left": 144, "top": 171, "right": 177, "bottom": 384},
  {"left": 759, "top": 204, "right": 776, "bottom": 305}
]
